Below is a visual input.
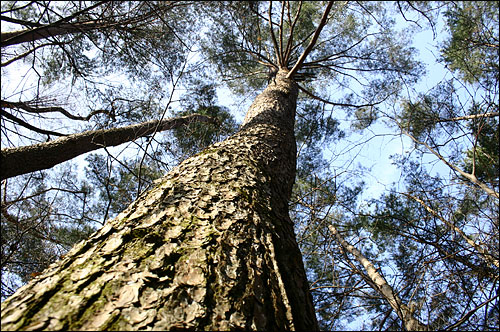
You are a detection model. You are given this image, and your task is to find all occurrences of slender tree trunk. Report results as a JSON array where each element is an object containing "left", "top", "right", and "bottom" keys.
[
  {"left": 329, "top": 225, "right": 428, "bottom": 331},
  {"left": 1, "top": 69, "right": 318, "bottom": 331},
  {"left": 0, "top": 1, "right": 108, "bottom": 48},
  {"left": 402, "top": 129, "right": 499, "bottom": 199},
  {"left": 404, "top": 194, "right": 499, "bottom": 268},
  {"left": 0, "top": 1, "right": 175, "bottom": 48},
  {"left": 0, "top": 114, "right": 215, "bottom": 180}
]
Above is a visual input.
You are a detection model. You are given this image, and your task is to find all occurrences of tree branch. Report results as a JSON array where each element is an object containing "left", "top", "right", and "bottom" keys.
[
  {"left": 329, "top": 225, "right": 428, "bottom": 331},
  {"left": 435, "top": 112, "right": 499, "bottom": 122},
  {"left": 403, "top": 193, "right": 499, "bottom": 268},
  {"left": 268, "top": 1, "right": 282, "bottom": 66},
  {"left": 1, "top": 1, "right": 108, "bottom": 47},
  {"left": 298, "top": 83, "right": 388, "bottom": 108},
  {"left": 1, "top": 100, "right": 113, "bottom": 121},
  {"left": 287, "top": 1, "right": 333, "bottom": 78},
  {"left": 1, "top": 114, "right": 217, "bottom": 180},
  {"left": 401, "top": 128, "right": 499, "bottom": 199},
  {"left": 283, "top": 1, "right": 302, "bottom": 64},
  {"left": 0, "top": 110, "right": 67, "bottom": 137}
]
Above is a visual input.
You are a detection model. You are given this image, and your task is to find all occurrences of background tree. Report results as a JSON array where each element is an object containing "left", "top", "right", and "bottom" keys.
[{"left": 289, "top": 1, "right": 498, "bottom": 330}]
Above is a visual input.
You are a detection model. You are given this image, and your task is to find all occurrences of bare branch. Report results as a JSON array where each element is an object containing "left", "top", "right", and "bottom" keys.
[
  {"left": 287, "top": 1, "right": 334, "bottom": 78},
  {"left": 1, "top": 42, "right": 55, "bottom": 67},
  {"left": 0, "top": 109, "right": 66, "bottom": 137},
  {"left": 444, "top": 295, "right": 500, "bottom": 331},
  {"left": 268, "top": 1, "right": 282, "bottom": 66},
  {"left": 1, "top": 100, "right": 113, "bottom": 121}
]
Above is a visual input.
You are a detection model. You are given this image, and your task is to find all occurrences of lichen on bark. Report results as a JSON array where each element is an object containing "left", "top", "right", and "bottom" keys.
[{"left": 1, "top": 69, "right": 318, "bottom": 331}]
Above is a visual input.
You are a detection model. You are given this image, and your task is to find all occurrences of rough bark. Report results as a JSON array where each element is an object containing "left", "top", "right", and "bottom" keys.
[
  {"left": 0, "top": 114, "right": 215, "bottom": 180},
  {"left": 1, "top": 69, "right": 318, "bottom": 331},
  {"left": 329, "top": 225, "right": 428, "bottom": 331}
]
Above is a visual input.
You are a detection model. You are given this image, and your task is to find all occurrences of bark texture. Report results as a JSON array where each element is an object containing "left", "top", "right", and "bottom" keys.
[
  {"left": 0, "top": 114, "right": 215, "bottom": 180},
  {"left": 1, "top": 69, "right": 318, "bottom": 331}
]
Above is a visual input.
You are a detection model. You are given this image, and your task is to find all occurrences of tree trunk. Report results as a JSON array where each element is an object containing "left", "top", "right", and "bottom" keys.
[
  {"left": 1, "top": 69, "right": 318, "bottom": 331},
  {"left": 0, "top": 114, "right": 215, "bottom": 180}
]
